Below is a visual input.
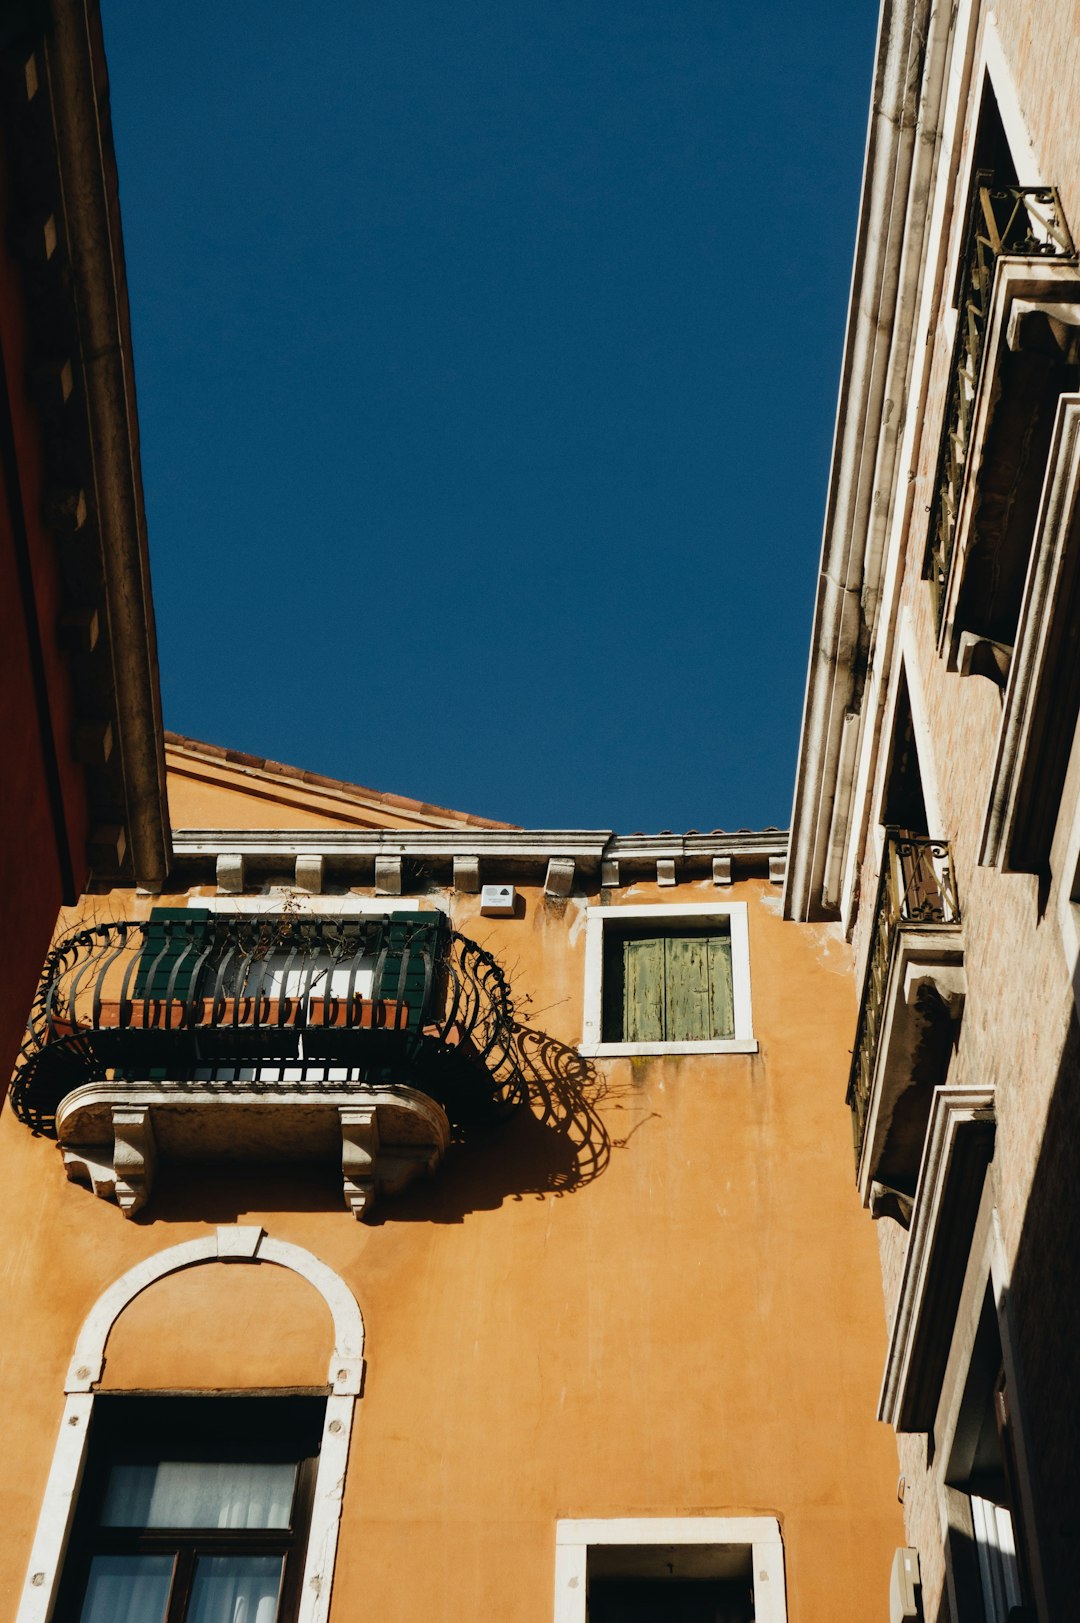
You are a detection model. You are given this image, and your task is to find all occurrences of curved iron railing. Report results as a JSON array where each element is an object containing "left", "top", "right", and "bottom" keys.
[
  {"left": 846, "top": 833, "right": 960, "bottom": 1165},
  {"left": 926, "top": 180, "right": 1075, "bottom": 629},
  {"left": 11, "top": 914, "right": 521, "bottom": 1135}
]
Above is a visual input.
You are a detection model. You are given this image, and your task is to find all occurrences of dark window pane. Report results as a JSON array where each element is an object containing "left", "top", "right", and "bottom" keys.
[{"left": 78, "top": 1554, "right": 174, "bottom": 1623}]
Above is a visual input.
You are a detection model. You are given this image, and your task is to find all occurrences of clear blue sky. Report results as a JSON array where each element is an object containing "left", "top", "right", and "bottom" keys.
[{"left": 101, "top": 1, "right": 878, "bottom": 832}]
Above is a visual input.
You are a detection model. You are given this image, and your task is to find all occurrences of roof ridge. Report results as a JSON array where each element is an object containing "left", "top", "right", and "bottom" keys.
[{"left": 163, "top": 732, "right": 519, "bottom": 830}]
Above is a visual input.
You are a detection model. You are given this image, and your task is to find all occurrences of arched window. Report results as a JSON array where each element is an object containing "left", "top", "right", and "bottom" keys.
[{"left": 16, "top": 1227, "right": 363, "bottom": 1623}]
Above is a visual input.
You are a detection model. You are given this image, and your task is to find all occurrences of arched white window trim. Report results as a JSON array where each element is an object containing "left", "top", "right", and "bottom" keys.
[{"left": 17, "top": 1225, "right": 364, "bottom": 1623}]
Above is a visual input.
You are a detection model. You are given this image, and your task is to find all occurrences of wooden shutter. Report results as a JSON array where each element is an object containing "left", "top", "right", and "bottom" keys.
[
  {"left": 623, "top": 936, "right": 666, "bottom": 1043},
  {"left": 606, "top": 925, "right": 736, "bottom": 1042},
  {"left": 134, "top": 907, "right": 211, "bottom": 998},
  {"left": 373, "top": 912, "right": 446, "bottom": 1032},
  {"left": 707, "top": 934, "right": 734, "bottom": 1039}
]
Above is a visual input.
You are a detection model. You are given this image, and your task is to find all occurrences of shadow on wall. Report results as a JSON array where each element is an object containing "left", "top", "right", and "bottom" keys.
[
  {"left": 371, "top": 1019, "right": 644, "bottom": 1224},
  {"left": 1001, "top": 1011, "right": 1080, "bottom": 1617},
  {"left": 146, "top": 1019, "right": 648, "bottom": 1227}
]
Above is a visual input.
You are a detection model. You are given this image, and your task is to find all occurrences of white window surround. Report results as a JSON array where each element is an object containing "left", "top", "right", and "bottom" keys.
[
  {"left": 16, "top": 1226, "right": 363, "bottom": 1623},
  {"left": 580, "top": 902, "right": 756, "bottom": 1057},
  {"left": 553, "top": 1516, "right": 786, "bottom": 1623}
]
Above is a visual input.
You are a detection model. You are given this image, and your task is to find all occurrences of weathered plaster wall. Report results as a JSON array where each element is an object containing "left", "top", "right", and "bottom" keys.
[{"left": 0, "top": 876, "right": 902, "bottom": 1621}]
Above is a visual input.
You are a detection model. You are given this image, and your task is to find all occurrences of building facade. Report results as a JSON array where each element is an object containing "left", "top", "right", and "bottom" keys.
[
  {"left": 0, "top": 0, "right": 170, "bottom": 1086},
  {"left": 787, "top": 1, "right": 1080, "bottom": 1619},
  {"left": 1, "top": 745, "right": 905, "bottom": 1622}
]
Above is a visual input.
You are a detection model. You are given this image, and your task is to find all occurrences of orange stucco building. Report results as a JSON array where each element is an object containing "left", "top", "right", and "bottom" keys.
[{"left": 1, "top": 743, "right": 905, "bottom": 1622}]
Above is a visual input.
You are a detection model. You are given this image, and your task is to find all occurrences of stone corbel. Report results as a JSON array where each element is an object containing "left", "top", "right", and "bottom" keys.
[
  {"left": 61, "top": 1145, "right": 117, "bottom": 1203},
  {"left": 545, "top": 857, "right": 575, "bottom": 898},
  {"left": 294, "top": 853, "right": 325, "bottom": 893},
  {"left": 112, "top": 1106, "right": 157, "bottom": 1218},
  {"left": 903, "top": 961, "right": 966, "bottom": 1020},
  {"left": 453, "top": 855, "right": 481, "bottom": 893},
  {"left": 869, "top": 1180, "right": 914, "bottom": 1227},
  {"left": 340, "top": 1106, "right": 380, "bottom": 1220},
  {"left": 1007, "top": 298, "right": 1080, "bottom": 364},
  {"left": 375, "top": 855, "right": 403, "bottom": 895},
  {"left": 957, "top": 630, "right": 1013, "bottom": 685}
]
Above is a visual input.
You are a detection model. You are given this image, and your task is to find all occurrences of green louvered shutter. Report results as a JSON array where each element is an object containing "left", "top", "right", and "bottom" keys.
[
  {"left": 374, "top": 912, "right": 446, "bottom": 1031},
  {"left": 134, "top": 907, "right": 212, "bottom": 998}
]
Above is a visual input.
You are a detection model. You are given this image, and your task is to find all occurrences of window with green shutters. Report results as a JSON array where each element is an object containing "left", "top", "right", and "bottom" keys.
[
  {"left": 581, "top": 902, "right": 754, "bottom": 1055},
  {"left": 602, "top": 925, "right": 735, "bottom": 1044}
]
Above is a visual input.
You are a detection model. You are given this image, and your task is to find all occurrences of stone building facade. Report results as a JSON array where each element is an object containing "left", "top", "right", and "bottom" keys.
[{"left": 786, "top": 1, "right": 1080, "bottom": 1618}]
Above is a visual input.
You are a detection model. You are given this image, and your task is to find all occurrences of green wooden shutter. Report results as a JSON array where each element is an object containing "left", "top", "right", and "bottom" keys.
[
  {"left": 606, "top": 924, "right": 736, "bottom": 1043},
  {"left": 134, "top": 907, "right": 211, "bottom": 998},
  {"left": 707, "top": 934, "right": 734, "bottom": 1039},
  {"left": 374, "top": 912, "right": 446, "bottom": 1031},
  {"left": 664, "top": 935, "right": 712, "bottom": 1040},
  {"left": 623, "top": 936, "right": 666, "bottom": 1043}
]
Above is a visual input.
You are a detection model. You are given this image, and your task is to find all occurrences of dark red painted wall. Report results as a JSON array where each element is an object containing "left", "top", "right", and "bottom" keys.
[{"left": 0, "top": 124, "right": 90, "bottom": 1091}]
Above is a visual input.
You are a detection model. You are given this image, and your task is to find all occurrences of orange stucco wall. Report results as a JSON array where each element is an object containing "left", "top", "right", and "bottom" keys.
[{"left": 0, "top": 877, "right": 902, "bottom": 1620}]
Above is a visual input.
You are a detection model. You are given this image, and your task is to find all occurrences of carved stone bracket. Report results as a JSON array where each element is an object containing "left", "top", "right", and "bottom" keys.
[
  {"left": 55, "top": 1084, "right": 450, "bottom": 1224},
  {"left": 341, "top": 1106, "right": 379, "bottom": 1220},
  {"left": 112, "top": 1107, "right": 156, "bottom": 1218}
]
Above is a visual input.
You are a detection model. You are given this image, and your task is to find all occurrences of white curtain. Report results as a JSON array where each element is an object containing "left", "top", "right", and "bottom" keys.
[
  {"left": 102, "top": 1460, "right": 296, "bottom": 1529},
  {"left": 79, "top": 1555, "right": 173, "bottom": 1623},
  {"left": 188, "top": 1555, "right": 283, "bottom": 1623},
  {"left": 971, "top": 1493, "right": 1023, "bottom": 1621}
]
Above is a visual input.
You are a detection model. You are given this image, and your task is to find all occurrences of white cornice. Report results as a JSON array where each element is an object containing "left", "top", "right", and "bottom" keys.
[
  {"left": 171, "top": 826, "right": 787, "bottom": 867},
  {"left": 785, "top": 0, "right": 954, "bottom": 921}
]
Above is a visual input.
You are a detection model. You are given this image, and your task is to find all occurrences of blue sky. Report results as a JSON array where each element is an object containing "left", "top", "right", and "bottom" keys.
[{"left": 101, "top": 1, "right": 878, "bottom": 831}]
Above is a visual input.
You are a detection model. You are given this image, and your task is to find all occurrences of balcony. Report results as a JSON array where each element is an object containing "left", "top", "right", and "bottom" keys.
[
  {"left": 12, "top": 912, "right": 520, "bottom": 1219},
  {"left": 926, "top": 180, "right": 1076, "bottom": 642},
  {"left": 847, "top": 834, "right": 965, "bottom": 1205}
]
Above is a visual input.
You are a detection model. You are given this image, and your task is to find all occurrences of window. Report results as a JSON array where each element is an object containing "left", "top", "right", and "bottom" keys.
[
  {"left": 602, "top": 926, "right": 734, "bottom": 1044},
  {"left": 946, "top": 1290, "right": 1036, "bottom": 1623},
  {"left": 553, "top": 1519, "right": 786, "bottom": 1623},
  {"left": 581, "top": 904, "right": 755, "bottom": 1058},
  {"left": 55, "top": 1395, "right": 324, "bottom": 1623}
]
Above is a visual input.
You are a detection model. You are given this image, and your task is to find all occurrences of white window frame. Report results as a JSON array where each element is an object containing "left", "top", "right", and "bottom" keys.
[
  {"left": 580, "top": 902, "right": 756, "bottom": 1057},
  {"left": 553, "top": 1516, "right": 786, "bottom": 1623},
  {"left": 15, "top": 1226, "right": 363, "bottom": 1623}
]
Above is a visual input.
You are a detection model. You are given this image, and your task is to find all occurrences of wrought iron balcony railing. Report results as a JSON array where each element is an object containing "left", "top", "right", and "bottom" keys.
[
  {"left": 12, "top": 913, "right": 520, "bottom": 1135},
  {"left": 926, "top": 179, "right": 1075, "bottom": 629},
  {"left": 847, "top": 833, "right": 960, "bottom": 1165}
]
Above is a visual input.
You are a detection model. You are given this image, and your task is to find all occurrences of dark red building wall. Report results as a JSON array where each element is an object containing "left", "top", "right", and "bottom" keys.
[{"left": 0, "top": 124, "right": 90, "bottom": 1089}]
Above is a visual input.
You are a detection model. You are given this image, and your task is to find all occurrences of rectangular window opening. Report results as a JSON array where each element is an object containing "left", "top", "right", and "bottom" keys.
[
  {"left": 55, "top": 1394, "right": 324, "bottom": 1623},
  {"left": 602, "top": 924, "right": 735, "bottom": 1046}
]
